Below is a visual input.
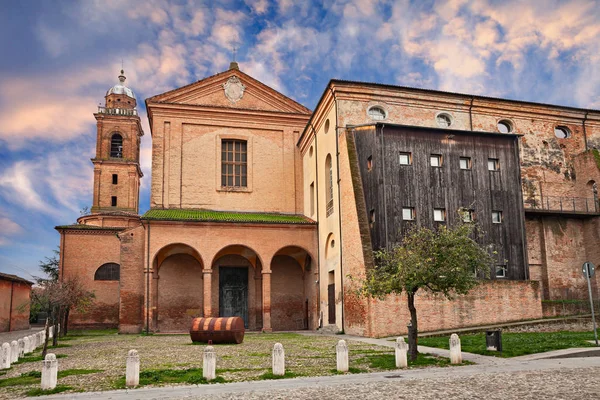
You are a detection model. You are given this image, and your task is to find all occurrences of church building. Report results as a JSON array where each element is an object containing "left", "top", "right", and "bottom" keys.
[{"left": 56, "top": 63, "right": 600, "bottom": 337}]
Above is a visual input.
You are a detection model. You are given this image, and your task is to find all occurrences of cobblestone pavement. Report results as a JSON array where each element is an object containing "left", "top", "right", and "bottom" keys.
[{"left": 37, "top": 356, "right": 600, "bottom": 400}]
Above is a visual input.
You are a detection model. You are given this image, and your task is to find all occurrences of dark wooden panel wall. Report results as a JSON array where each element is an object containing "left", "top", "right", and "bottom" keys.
[{"left": 353, "top": 124, "right": 527, "bottom": 280}]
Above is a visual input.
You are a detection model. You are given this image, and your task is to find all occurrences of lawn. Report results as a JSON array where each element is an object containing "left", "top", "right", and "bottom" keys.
[
  {"left": 0, "top": 330, "right": 461, "bottom": 397},
  {"left": 418, "top": 331, "right": 597, "bottom": 357}
]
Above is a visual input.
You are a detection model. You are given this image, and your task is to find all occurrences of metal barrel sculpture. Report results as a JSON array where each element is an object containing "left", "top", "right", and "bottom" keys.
[{"left": 190, "top": 317, "right": 245, "bottom": 344}]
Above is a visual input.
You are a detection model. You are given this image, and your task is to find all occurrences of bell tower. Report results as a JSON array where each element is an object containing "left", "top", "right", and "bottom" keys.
[{"left": 91, "top": 70, "right": 143, "bottom": 213}]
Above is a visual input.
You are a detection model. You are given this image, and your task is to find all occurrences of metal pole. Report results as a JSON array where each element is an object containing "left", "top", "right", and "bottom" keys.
[{"left": 585, "top": 266, "right": 598, "bottom": 346}]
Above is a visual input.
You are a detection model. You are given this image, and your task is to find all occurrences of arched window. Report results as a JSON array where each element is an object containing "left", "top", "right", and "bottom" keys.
[
  {"left": 110, "top": 134, "right": 123, "bottom": 158},
  {"left": 94, "top": 263, "right": 120, "bottom": 281},
  {"left": 325, "top": 154, "right": 333, "bottom": 217}
]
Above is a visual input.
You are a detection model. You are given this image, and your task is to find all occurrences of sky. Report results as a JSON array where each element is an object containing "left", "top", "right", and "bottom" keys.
[{"left": 0, "top": 0, "right": 599, "bottom": 281}]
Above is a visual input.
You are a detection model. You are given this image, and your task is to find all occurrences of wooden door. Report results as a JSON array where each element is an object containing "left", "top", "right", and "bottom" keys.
[
  {"left": 328, "top": 283, "right": 336, "bottom": 325},
  {"left": 219, "top": 267, "right": 248, "bottom": 328}
]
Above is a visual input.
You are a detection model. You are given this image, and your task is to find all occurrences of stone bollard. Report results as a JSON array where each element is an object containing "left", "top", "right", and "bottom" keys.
[
  {"left": 18, "top": 339, "right": 24, "bottom": 358},
  {"left": 33, "top": 334, "right": 38, "bottom": 350},
  {"left": 336, "top": 340, "right": 349, "bottom": 372},
  {"left": 203, "top": 346, "right": 216, "bottom": 381},
  {"left": 41, "top": 353, "right": 58, "bottom": 390},
  {"left": 1, "top": 343, "right": 10, "bottom": 369},
  {"left": 450, "top": 334, "right": 462, "bottom": 364},
  {"left": 49, "top": 326, "right": 53, "bottom": 339},
  {"left": 395, "top": 337, "right": 408, "bottom": 368},
  {"left": 10, "top": 341, "right": 18, "bottom": 363},
  {"left": 272, "top": 343, "right": 285, "bottom": 376},
  {"left": 126, "top": 350, "right": 140, "bottom": 388},
  {"left": 23, "top": 337, "right": 31, "bottom": 355}
]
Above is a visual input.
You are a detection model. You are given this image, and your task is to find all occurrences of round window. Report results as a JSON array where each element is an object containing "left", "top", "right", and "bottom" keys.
[
  {"left": 497, "top": 120, "right": 513, "bottom": 133},
  {"left": 368, "top": 106, "right": 386, "bottom": 120},
  {"left": 436, "top": 113, "right": 452, "bottom": 128},
  {"left": 554, "top": 126, "right": 571, "bottom": 139}
]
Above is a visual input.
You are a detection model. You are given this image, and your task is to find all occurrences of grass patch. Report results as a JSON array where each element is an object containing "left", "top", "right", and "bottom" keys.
[
  {"left": 217, "top": 368, "right": 260, "bottom": 373},
  {"left": 358, "top": 352, "right": 462, "bottom": 369},
  {"left": 12, "top": 353, "right": 67, "bottom": 365},
  {"left": 25, "top": 385, "right": 73, "bottom": 397},
  {"left": 58, "top": 369, "right": 103, "bottom": 378},
  {"left": 329, "top": 367, "right": 365, "bottom": 374},
  {"left": 0, "top": 369, "right": 101, "bottom": 388},
  {"left": 113, "top": 368, "right": 226, "bottom": 388},
  {"left": 247, "top": 352, "right": 269, "bottom": 357},
  {"left": 257, "top": 371, "right": 299, "bottom": 380},
  {"left": 418, "top": 331, "right": 597, "bottom": 358}
]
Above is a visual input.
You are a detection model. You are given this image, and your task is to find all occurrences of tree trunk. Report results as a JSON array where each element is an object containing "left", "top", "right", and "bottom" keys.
[
  {"left": 63, "top": 307, "right": 70, "bottom": 336},
  {"left": 41, "top": 319, "right": 50, "bottom": 359},
  {"left": 52, "top": 307, "right": 59, "bottom": 347},
  {"left": 407, "top": 290, "right": 419, "bottom": 361}
]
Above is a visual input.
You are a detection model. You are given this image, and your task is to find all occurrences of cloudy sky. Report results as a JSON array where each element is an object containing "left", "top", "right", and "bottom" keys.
[{"left": 1, "top": 0, "right": 599, "bottom": 280}]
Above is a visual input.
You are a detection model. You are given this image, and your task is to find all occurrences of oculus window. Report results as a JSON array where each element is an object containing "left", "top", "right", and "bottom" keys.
[
  {"left": 554, "top": 126, "right": 571, "bottom": 139},
  {"left": 436, "top": 113, "right": 452, "bottom": 128},
  {"left": 497, "top": 120, "right": 513, "bottom": 133},
  {"left": 221, "top": 140, "right": 248, "bottom": 187}
]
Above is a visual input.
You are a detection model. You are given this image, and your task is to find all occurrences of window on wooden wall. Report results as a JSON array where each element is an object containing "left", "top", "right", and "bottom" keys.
[
  {"left": 495, "top": 265, "right": 507, "bottom": 278},
  {"left": 488, "top": 158, "right": 499, "bottom": 171},
  {"left": 94, "top": 263, "right": 120, "bottom": 281},
  {"left": 402, "top": 207, "right": 415, "bottom": 221},
  {"left": 367, "top": 155, "right": 373, "bottom": 171},
  {"left": 433, "top": 208, "right": 446, "bottom": 222},
  {"left": 492, "top": 211, "right": 503, "bottom": 223},
  {"left": 325, "top": 154, "right": 334, "bottom": 217},
  {"left": 430, "top": 154, "right": 442, "bottom": 167},
  {"left": 221, "top": 139, "right": 248, "bottom": 187},
  {"left": 459, "top": 157, "right": 471, "bottom": 170},
  {"left": 110, "top": 133, "right": 123, "bottom": 158},
  {"left": 399, "top": 152, "right": 412, "bottom": 166},
  {"left": 462, "top": 209, "right": 474, "bottom": 222}
]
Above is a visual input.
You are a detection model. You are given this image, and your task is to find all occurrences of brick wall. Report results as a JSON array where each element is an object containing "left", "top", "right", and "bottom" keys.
[
  {"left": 366, "top": 280, "right": 542, "bottom": 338},
  {"left": 0, "top": 279, "right": 31, "bottom": 332},
  {"left": 119, "top": 225, "right": 145, "bottom": 333},
  {"left": 271, "top": 255, "right": 306, "bottom": 331}
]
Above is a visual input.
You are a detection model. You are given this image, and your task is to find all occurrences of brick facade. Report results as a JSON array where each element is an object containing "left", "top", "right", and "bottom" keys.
[{"left": 0, "top": 274, "right": 32, "bottom": 332}]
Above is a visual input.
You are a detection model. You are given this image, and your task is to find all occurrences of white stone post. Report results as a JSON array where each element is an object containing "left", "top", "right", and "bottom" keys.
[
  {"left": 18, "top": 339, "right": 24, "bottom": 358},
  {"left": 336, "top": 340, "right": 349, "bottom": 372},
  {"left": 1, "top": 343, "right": 10, "bottom": 369},
  {"left": 10, "top": 341, "right": 18, "bottom": 363},
  {"left": 272, "top": 343, "right": 285, "bottom": 376},
  {"left": 395, "top": 337, "right": 408, "bottom": 368},
  {"left": 23, "top": 337, "right": 31, "bottom": 354},
  {"left": 49, "top": 326, "right": 53, "bottom": 339},
  {"left": 126, "top": 350, "right": 140, "bottom": 388},
  {"left": 450, "top": 334, "right": 462, "bottom": 364},
  {"left": 203, "top": 346, "right": 216, "bottom": 381},
  {"left": 41, "top": 353, "right": 58, "bottom": 390}
]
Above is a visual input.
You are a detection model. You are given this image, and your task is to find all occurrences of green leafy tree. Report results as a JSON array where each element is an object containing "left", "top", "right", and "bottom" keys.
[
  {"left": 361, "top": 222, "right": 493, "bottom": 361},
  {"left": 36, "top": 249, "right": 60, "bottom": 283}
]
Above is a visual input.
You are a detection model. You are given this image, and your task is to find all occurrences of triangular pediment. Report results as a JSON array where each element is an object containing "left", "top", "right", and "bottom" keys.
[{"left": 146, "top": 69, "right": 311, "bottom": 115}]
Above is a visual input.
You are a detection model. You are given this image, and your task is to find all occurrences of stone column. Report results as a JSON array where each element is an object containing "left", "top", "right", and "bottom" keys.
[
  {"left": 261, "top": 270, "right": 272, "bottom": 332},
  {"left": 126, "top": 350, "right": 140, "bottom": 388},
  {"left": 17, "top": 339, "right": 24, "bottom": 358},
  {"left": 203, "top": 346, "right": 216, "bottom": 381},
  {"left": 41, "top": 354, "right": 58, "bottom": 390},
  {"left": 450, "top": 334, "right": 462, "bottom": 364},
  {"left": 23, "top": 337, "right": 31, "bottom": 354},
  {"left": 10, "top": 341, "right": 18, "bottom": 363},
  {"left": 1, "top": 343, "right": 10, "bottom": 369},
  {"left": 336, "top": 340, "right": 348, "bottom": 372},
  {"left": 395, "top": 337, "right": 408, "bottom": 368},
  {"left": 272, "top": 343, "right": 285, "bottom": 376},
  {"left": 203, "top": 269, "right": 212, "bottom": 318}
]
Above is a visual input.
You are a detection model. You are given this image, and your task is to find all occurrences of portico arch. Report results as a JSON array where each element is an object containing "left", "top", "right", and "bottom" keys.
[{"left": 153, "top": 243, "right": 204, "bottom": 332}]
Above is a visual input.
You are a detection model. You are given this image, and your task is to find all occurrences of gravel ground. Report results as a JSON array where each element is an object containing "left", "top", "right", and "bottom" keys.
[{"left": 0, "top": 331, "right": 395, "bottom": 399}]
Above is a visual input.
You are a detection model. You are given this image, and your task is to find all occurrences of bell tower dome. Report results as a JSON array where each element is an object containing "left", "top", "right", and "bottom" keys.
[{"left": 90, "top": 69, "right": 143, "bottom": 214}]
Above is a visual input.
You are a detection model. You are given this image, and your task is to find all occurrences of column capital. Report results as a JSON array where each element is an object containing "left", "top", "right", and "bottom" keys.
[
  {"left": 202, "top": 269, "right": 213, "bottom": 275},
  {"left": 261, "top": 270, "right": 272, "bottom": 275}
]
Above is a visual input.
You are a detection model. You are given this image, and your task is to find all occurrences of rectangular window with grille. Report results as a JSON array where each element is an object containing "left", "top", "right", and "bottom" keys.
[{"left": 221, "top": 140, "right": 247, "bottom": 187}]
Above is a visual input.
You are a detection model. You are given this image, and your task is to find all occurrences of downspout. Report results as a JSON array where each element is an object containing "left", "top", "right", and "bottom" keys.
[
  {"left": 328, "top": 86, "right": 345, "bottom": 332},
  {"left": 583, "top": 111, "right": 589, "bottom": 151},
  {"left": 146, "top": 221, "right": 150, "bottom": 334},
  {"left": 380, "top": 124, "right": 389, "bottom": 248},
  {"left": 8, "top": 281, "right": 14, "bottom": 331},
  {"left": 312, "top": 123, "right": 322, "bottom": 328},
  {"left": 469, "top": 96, "right": 474, "bottom": 131}
]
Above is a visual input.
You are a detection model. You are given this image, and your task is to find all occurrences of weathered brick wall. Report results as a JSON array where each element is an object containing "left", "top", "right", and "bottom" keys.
[
  {"left": 119, "top": 224, "right": 145, "bottom": 333},
  {"left": 0, "top": 280, "right": 31, "bottom": 332},
  {"left": 271, "top": 255, "right": 306, "bottom": 331},
  {"left": 60, "top": 230, "right": 121, "bottom": 328},
  {"left": 367, "top": 280, "right": 542, "bottom": 338}
]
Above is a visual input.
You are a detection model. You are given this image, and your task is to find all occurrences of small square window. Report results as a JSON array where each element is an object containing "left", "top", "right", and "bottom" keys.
[
  {"left": 488, "top": 158, "right": 499, "bottom": 171},
  {"left": 462, "top": 209, "right": 474, "bottom": 222},
  {"left": 433, "top": 208, "right": 446, "bottom": 222},
  {"left": 496, "top": 265, "right": 507, "bottom": 278},
  {"left": 399, "top": 152, "right": 412, "bottom": 166},
  {"left": 111, "top": 196, "right": 117, "bottom": 207},
  {"left": 492, "top": 211, "right": 502, "bottom": 223},
  {"left": 112, "top": 174, "right": 118, "bottom": 185},
  {"left": 402, "top": 207, "right": 415, "bottom": 221},
  {"left": 430, "top": 154, "right": 442, "bottom": 167},
  {"left": 459, "top": 157, "right": 471, "bottom": 170},
  {"left": 367, "top": 156, "right": 373, "bottom": 171}
]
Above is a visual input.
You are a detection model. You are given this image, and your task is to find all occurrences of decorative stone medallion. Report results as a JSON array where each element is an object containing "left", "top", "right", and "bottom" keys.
[{"left": 223, "top": 76, "right": 246, "bottom": 103}]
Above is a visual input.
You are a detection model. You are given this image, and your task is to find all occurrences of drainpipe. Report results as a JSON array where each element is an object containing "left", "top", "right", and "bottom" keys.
[
  {"left": 146, "top": 221, "right": 150, "bottom": 334},
  {"left": 311, "top": 123, "right": 322, "bottom": 328},
  {"left": 328, "top": 86, "right": 345, "bottom": 332},
  {"left": 8, "top": 281, "right": 14, "bottom": 331}
]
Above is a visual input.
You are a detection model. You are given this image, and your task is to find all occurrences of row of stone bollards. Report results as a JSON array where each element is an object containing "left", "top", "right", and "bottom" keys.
[
  {"left": 0, "top": 327, "right": 56, "bottom": 370},
  {"left": 33, "top": 332, "right": 464, "bottom": 392}
]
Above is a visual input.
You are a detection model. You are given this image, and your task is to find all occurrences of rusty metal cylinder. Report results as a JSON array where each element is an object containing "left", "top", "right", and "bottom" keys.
[{"left": 190, "top": 317, "right": 245, "bottom": 344}]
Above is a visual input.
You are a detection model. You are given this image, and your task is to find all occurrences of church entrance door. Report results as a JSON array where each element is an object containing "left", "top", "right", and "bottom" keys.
[{"left": 219, "top": 267, "right": 249, "bottom": 328}]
